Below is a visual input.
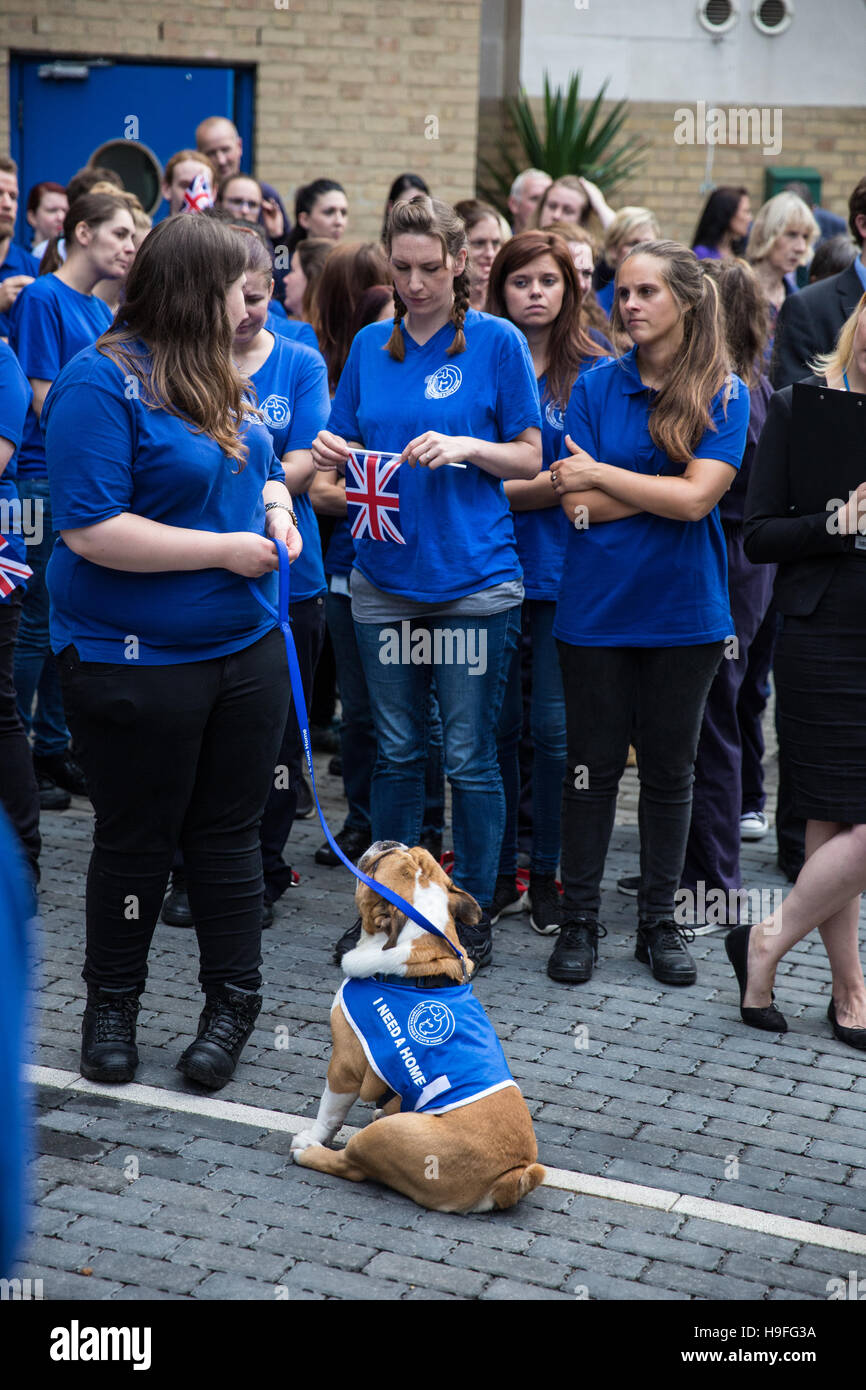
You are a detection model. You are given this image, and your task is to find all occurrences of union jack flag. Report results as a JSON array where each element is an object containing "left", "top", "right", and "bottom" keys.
[
  {"left": 345, "top": 450, "right": 404, "bottom": 544},
  {"left": 0, "top": 536, "right": 33, "bottom": 599},
  {"left": 183, "top": 172, "right": 214, "bottom": 214}
]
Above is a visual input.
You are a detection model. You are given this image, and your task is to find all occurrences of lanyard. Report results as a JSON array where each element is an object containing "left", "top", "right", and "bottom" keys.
[{"left": 248, "top": 540, "right": 466, "bottom": 971}]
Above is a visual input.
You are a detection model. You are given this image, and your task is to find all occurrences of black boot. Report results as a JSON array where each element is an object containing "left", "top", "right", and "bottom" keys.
[
  {"left": 160, "top": 868, "right": 194, "bottom": 928},
  {"left": 176, "top": 984, "right": 262, "bottom": 1090},
  {"left": 80, "top": 985, "right": 140, "bottom": 1083}
]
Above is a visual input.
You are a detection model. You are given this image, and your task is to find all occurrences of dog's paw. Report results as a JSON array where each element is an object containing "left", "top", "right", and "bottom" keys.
[{"left": 290, "top": 1130, "right": 319, "bottom": 1157}]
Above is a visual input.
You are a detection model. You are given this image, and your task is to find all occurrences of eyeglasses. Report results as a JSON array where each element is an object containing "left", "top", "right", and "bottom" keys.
[{"left": 225, "top": 196, "right": 261, "bottom": 213}]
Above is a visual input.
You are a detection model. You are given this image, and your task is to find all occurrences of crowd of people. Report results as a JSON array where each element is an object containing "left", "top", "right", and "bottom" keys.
[{"left": 1, "top": 121, "right": 865, "bottom": 1095}]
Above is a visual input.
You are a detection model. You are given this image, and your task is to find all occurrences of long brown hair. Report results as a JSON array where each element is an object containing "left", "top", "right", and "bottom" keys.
[
  {"left": 611, "top": 240, "right": 731, "bottom": 463},
  {"left": 701, "top": 257, "right": 768, "bottom": 389},
  {"left": 39, "top": 192, "right": 132, "bottom": 276},
  {"left": 383, "top": 196, "right": 470, "bottom": 361},
  {"left": 314, "top": 240, "right": 390, "bottom": 391},
  {"left": 486, "top": 230, "right": 608, "bottom": 410},
  {"left": 97, "top": 215, "right": 254, "bottom": 466}
]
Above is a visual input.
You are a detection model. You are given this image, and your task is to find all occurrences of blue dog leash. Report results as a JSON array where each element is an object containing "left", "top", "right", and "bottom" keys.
[{"left": 248, "top": 539, "right": 466, "bottom": 971}]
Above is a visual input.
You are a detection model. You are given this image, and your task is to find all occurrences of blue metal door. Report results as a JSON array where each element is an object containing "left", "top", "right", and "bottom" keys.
[{"left": 9, "top": 57, "right": 254, "bottom": 241}]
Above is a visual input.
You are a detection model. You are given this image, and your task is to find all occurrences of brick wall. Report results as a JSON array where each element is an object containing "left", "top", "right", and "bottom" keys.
[
  {"left": 1, "top": 0, "right": 484, "bottom": 240},
  {"left": 478, "top": 97, "right": 864, "bottom": 243}
]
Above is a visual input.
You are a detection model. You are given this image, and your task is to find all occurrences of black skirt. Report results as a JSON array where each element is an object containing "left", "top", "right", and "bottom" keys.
[{"left": 774, "top": 556, "right": 866, "bottom": 823}]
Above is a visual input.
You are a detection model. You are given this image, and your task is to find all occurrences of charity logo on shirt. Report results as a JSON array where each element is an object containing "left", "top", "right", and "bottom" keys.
[
  {"left": 545, "top": 401, "right": 564, "bottom": 430},
  {"left": 407, "top": 1000, "right": 456, "bottom": 1047},
  {"left": 259, "top": 394, "right": 292, "bottom": 429},
  {"left": 424, "top": 365, "right": 463, "bottom": 400}
]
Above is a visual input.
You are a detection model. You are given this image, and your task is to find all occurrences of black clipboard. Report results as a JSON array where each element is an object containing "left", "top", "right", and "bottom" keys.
[{"left": 790, "top": 381, "right": 866, "bottom": 517}]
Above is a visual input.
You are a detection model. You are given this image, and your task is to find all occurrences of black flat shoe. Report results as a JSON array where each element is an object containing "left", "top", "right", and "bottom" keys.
[
  {"left": 724, "top": 924, "right": 787, "bottom": 1032},
  {"left": 828, "top": 999, "right": 866, "bottom": 1050}
]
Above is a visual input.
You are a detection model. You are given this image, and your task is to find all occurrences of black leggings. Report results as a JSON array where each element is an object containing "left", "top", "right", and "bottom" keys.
[
  {"left": 57, "top": 628, "right": 291, "bottom": 994},
  {"left": 557, "top": 641, "right": 723, "bottom": 924}
]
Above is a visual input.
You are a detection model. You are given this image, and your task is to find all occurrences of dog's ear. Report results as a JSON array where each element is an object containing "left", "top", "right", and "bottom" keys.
[
  {"left": 381, "top": 901, "right": 407, "bottom": 950},
  {"left": 449, "top": 886, "right": 482, "bottom": 926}
]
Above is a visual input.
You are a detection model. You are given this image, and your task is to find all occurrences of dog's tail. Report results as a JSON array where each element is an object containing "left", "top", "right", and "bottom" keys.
[{"left": 484, "top": 1162, "right": 547, "bottom": 1211}]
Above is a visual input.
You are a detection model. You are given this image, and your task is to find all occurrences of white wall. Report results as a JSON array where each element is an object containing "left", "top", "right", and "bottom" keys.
[{"left": 512, "top": 0, "right": 866, "bottom": 105}]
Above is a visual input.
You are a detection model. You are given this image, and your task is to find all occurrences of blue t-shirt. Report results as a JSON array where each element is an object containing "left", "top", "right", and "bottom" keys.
[
  {"left": 0, "top": 341, "right": 33, "bottom": 602},
  {"left": 554, "top": 348, "right": 749, "bottom": 647},
  {"left": 43, "top": 343, "right": 285, "bottom": 664},
  {"left": 338, "top": 977, "right": 518, "bottom": 1115},
  {"left": 0, "top": 243, "right": 40, "bottom": 340},
  {"left": 266, "top": 310, "right": 320, "bottom": 354},
  {"left": 328, "top": 309, "right": 541, "bottom": 602},
  {"left": 10, "top": 275, "right": 113, "bottom": 479},
  {"left": 249, "top": 334, "right": 329, "bottom": 603}
]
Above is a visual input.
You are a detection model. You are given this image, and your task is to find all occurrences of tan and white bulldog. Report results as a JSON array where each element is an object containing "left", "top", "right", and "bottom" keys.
[{"left": 291, "top": 842, "right": 545, "bottom": 1213}]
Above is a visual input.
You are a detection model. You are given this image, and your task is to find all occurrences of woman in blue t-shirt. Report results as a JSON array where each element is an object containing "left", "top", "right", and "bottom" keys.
[
  {"left": 549, "top": 241, "right": 749, "bottom": 988},
  {"left": 11, "top": 192, "right": 136, "bottom": 807},
  {"left": 43, "top": 215, "right": 302, "bottom": 1091},
  {"left": 485, "top": 229, "right": 609, "bottom": 936},
  {"left": 313, "top": 196, "right": 542, "bottom": 969}
]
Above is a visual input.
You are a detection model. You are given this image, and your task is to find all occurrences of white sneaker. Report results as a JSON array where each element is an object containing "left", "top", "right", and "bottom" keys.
[{"left": 740, "top": 811, "right": 769, "bottom": 841}]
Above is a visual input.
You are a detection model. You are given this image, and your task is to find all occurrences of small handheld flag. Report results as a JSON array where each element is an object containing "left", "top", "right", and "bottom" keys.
[
  {"left": 0, "top": 537, "right": 33, "bottom": 599},
  {"left": 183, "top": 172, "right": 214, "bottom": 214},
  {"left": 345, "top": 450, "right": 404, "bottom": 544}
]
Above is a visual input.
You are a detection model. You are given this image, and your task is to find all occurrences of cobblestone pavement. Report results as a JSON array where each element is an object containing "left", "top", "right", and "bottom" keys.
[{"left": 12, "top": 722, "right": 866, "bottom": 1303}]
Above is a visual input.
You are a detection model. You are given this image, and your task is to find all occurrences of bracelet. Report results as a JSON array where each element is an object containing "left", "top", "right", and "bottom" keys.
[{"left": 264, "top": 501, "right": 299, "bottom": 527}]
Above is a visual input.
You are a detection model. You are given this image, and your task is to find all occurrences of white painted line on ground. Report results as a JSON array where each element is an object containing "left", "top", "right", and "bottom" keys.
[{"left": 27, "top": 1064, "right": 866, "bottom": 1255}]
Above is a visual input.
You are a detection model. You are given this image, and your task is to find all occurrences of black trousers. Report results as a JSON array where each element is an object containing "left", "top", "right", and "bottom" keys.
[
  {"left": 0, "top": 588, "right": 40, "bottom": 881},
  {"left": 57, "top": 628, "right": 291, "bottom": 993},
  {"left": 557, "top": 641, "right": 723, "bottom": 924}
]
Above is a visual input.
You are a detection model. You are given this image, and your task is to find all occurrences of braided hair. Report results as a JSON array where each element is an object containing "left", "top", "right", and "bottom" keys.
[{"left": 383, "top": 196, "right": 469, "bottom": 361}]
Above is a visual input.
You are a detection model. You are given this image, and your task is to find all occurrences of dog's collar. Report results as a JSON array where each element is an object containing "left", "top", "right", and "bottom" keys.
[{"left": 371, "top": 971, "right": 461, "bottom": 990}]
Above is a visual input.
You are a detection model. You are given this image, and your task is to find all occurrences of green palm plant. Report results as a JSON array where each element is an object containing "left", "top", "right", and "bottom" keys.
[{"left": 480, "top": 71, "right": 649, "bottom": 216}]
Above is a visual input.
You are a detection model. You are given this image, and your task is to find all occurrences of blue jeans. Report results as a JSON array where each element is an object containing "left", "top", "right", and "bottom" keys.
[
  {"left": 497, "top": 599, "right": 566, "bottom": 876},
  {"left": 354, "top": 607, "right": 520, "bottom": 910},
  {"left": 13, "top": 478, "right": 70, "bottom": 757}
]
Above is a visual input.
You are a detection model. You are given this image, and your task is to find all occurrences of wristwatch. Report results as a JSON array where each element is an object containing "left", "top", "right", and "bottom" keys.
[{"left": 264, "top": 501, "right": 299, "bottom": 527}]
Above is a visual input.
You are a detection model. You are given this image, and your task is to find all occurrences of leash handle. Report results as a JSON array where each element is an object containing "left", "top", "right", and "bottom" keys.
[{"left": 248, "top": 540, "right": 465, "bottom": 967}]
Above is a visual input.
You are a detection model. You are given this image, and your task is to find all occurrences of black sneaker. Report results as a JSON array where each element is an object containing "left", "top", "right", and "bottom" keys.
[
  {"left": 528, "top": 873, "right": 561, "bottom": 935},
  {"left": 34, "top": 751, "right": 88, "bottom": 798},
  {"left": 457, "top": 912, "right": 492, "bottom": 973},
  {"left": 617, "top": 874, "right": 640, "bottom": 896},
  {"left": 418, "top": 827, "right": 443, "bottom": 862},
  {"left": 490, "top": 873, "right": 527, "bottom": 924},
  {"left": 295, "top": 776, "right": 315, "bottom": 819},
  {"left": 547, "top": 917, "right": 606, "bottom": 983},
  {"left": 635, "top": 919, "right": 697, "bottom": 986},
  {"left": 261, "top": 890, "right": 274, "bottom": 929},
  {"left": 315, "top": 823, "right": 371, "bottom": 868},
  {"left": 36, "top": 774, "right": 70, "bottom": 812},
  {"left": 334, "top": 918, "right": 362, "bottom": 966}
]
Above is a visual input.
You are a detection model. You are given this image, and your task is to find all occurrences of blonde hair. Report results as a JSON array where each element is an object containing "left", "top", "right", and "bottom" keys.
[
  {"left": 810, "top": 292, "right": 866, "bottom": 381},
  {"left": 746, "top": 192, "right": 819, "bottom": 265},
  {"left": 604, "top": 206, "right": 660, "bottom": 257},
  {"left": 383, "top": 196, "right": 470, "bottom": 361}
]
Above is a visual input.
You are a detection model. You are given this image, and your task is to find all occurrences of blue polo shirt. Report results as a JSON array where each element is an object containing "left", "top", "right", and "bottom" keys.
[
  {"left": 0, "top": 342, "right": 33, "bottom": 603},
  {"left": 0, "top": 243, "right": 40, "bottom": 341},
  {"left": 554, "top": 348, "right": 749, "bottom": 647},
  {"left": 328, "top": 309, "right": 541, "bottom": 602},
  {"left": 249, "top": 334, "right": 329, "bottom": 603},
  {"left": 43, "top": 342, "right": 284, "bottom": 664},
  {"left": 266, "top": 310, "right": 320, "bottom": 354},
  {"left": 10, "top": 274, "right": 113, "bottom": 479},
  {"left": 338, "top": 977, "right": 518, "bottom": 1115}
]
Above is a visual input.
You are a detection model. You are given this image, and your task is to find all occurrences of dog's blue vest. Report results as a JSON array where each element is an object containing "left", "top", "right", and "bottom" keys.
[{"left": 338, "top": 977, "right": 518, "bottom": 1115}]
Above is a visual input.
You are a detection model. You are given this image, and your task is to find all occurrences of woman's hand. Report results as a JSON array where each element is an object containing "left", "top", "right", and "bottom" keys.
[
  {"left": 221, "top": 532, "right": 284, "bottom": 578},
  {"left": 312, "top": 430, "right": 352, "bottom": 473},
  {"left": 550, "top": 435, "right": 604, "bottom": 494},
  {"left": 401, "top": 432, "right": 469, "bottom": 469},
  {"left": 264, "top": 509, "right": 303, "bottom": 562},
  {"left": 260, "top": 197, "right": 285, "bottom": 241},
  {"left": 835, "top": 481, "right": 866, "bottom": 537}
]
